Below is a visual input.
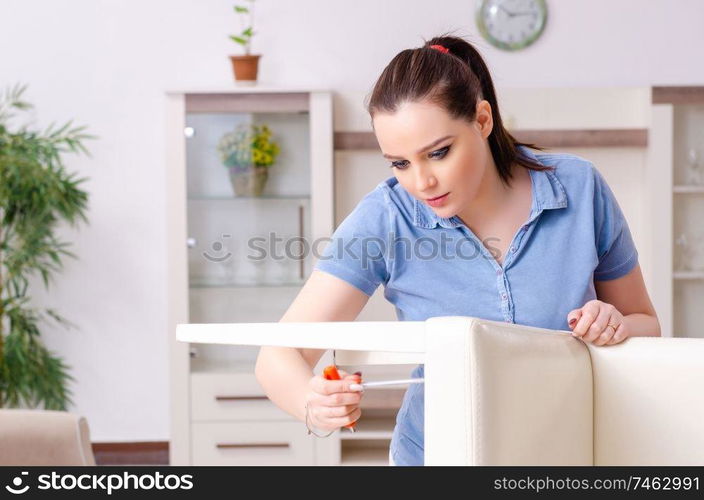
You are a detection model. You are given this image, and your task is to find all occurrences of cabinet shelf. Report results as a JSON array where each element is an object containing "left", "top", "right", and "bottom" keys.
[
  {"left": 673, "top": 271, "right": 704, "bottom": 280},
  {"left": 188, "top": 195, "right": 311, "bottom": 201},
  {"left": 673, "top": 185, "right": 704, "bottom": 194},
  {"left": 189, "top": 281, "right": 305, "bottom": 289}
]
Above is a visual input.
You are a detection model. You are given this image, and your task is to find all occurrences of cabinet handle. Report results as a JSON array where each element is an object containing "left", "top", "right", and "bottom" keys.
[
  {"left": 216, "top": 443, "right": 290, "bottom": 449},
  {"left": 298, "top": 204, "right": 304, "bottom": 280},
  {"left": 215, "top": 395, "right": 269, "bottom": 402}
]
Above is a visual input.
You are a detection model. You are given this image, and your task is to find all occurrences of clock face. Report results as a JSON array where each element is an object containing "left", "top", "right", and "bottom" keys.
[{"left": 476, "top": 0, "right": 547, "bottom": 51}]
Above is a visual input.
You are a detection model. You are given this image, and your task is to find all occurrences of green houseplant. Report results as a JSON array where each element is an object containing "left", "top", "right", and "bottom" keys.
[
  {"left": 216, "top": 122, "right": 280, "bottom": 197},
  {"left": 228, "top": 0, "right": 261, "bottom": 83},
  {"left": 0, "top": 84, "right": 93, "bottom": 410}
]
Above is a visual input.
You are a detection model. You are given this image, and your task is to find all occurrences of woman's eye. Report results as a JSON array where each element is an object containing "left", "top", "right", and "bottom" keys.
[
  {"left": 390, "top": 160, "right": 408, "bottom": 169},
  {"left": 429, "top": 145, "right": 450, "bottom": 159},
  {"left": 388, "top": 145, "right": 450, "bottom": 169}
]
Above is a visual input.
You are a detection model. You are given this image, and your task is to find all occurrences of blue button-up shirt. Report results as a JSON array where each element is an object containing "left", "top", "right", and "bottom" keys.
[{"left": 313, "top": 145, "right": 639, "bottom": 465}]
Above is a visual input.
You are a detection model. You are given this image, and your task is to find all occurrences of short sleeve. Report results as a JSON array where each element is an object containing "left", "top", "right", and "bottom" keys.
[
  {"left": 313, "top": 188, "right": 390, "bottom": 296},
  {"left": 591, "top": 165, "right": 639, "bottom": 281}
]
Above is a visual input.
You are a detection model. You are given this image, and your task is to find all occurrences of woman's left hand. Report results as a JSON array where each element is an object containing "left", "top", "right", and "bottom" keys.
[{"left": 567, "top": 299, "right": 628, "bottom": 346}]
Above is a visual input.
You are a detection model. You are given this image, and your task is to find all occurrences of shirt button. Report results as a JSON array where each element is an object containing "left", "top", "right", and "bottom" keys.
[
  {"left": 501, "top": 293, "right": 507, "bottom": 300},
  {"left": 510, "top": 246, "right": 516, "bottom": 252},
  {"left": 496, "top": 269, "right": 503, "bottom": 275}
]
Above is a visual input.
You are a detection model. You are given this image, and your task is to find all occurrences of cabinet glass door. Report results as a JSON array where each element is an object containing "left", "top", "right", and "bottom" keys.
[
  {"left": 672, "top": 103, "right": 704, "bottom": 338},
  {"left": 184, "top": 105, "right": 312, "bottom": 370}
]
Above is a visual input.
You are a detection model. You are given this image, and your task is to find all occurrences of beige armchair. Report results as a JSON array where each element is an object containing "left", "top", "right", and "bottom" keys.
[
  {"left": 177, "top": 316, "right": 704, "bottom": 465},
  {"left": 432, "top": 317, "right": 704, "bottom": 465},
  {"left": 0, "top": 409, "right": 96, "bottom": 465}
]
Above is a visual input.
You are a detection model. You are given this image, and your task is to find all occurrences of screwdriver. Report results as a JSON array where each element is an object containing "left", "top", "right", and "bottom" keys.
[
  {"left": 323, "top": 364, "right": 359, "bottom": 432},
  {"left": 354, "top": 378, "right": 424, "bottom": 389}
]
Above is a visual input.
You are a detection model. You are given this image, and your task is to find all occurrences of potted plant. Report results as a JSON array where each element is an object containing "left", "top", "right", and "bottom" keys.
[
  {"left": 228, "top": 0, "right": 260, "bottom": 84},
  {"left": 216, "top": 122, "right": 280, "bottom": 197},
  {"left": 0, "top": 84, "right": 93, "bottom": 410}
]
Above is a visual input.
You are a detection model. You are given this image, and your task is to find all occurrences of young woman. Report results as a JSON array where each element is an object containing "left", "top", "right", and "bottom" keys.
[{"left": 255, "top": 35, "right": 660, "bottom": 466}]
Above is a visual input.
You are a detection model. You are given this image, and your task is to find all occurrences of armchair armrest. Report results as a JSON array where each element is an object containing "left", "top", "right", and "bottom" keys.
[{"left": 177, "top": 320, "right": 426, "bottom": 365}]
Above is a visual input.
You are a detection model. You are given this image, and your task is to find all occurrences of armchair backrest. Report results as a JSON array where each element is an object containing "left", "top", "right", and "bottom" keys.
[
  {"left": 0, "top": 409, "right": 96, "bottom": 466},
  {"left": 586, "top": 338, "right": 704, "bottom": 465},
  {"left": 451, "top": 318, "right": 593, "bottom": 465}
]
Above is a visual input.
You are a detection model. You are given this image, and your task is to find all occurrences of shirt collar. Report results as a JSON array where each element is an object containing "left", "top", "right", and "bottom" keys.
[{"left": 412, "top": 145, "right": 568, "bottom": 229}]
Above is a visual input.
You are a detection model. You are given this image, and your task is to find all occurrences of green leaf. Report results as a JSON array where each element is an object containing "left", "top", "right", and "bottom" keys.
[
  {"left": 234, "top": 5, "right": 249, "bottom": 13},
  {"left": 230, "top": 35, "right": 247, "bottom": 45},
  {"left": 242, "top": 26, "right": 253, "bottom": 37}
]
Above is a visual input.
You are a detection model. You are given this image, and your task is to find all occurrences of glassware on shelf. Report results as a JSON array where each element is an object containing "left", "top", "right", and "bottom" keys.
[
  {"left": 250, "top": 253, "right": 268, "bottom": 285},
  {"left": 675, "top": 231, "right": 704, "bottom": 272},
  {"left": 197, "top": 233, "right": 236, "bottom": 285},
  {"left": 690, "top": 232, "right": 704, "bottom": 271},
  {"left": 274, "top": 256, "right": 293, "bottom": 283},
  {"left": 675, "top": 232, "right": 693, "bottom": 271},
  {"left": 685, "top": 148, "right": 702, "bottom": 185}
]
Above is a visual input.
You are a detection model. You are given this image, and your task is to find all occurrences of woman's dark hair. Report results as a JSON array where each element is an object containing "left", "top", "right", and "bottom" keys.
[{"left": 365, "top": 34, "right": 552, "bottom": 187}]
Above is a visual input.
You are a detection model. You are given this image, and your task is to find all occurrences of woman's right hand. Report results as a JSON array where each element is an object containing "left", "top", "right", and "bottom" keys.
[{"left": 305, "top": 369, "right": 363, "bottom": 432}]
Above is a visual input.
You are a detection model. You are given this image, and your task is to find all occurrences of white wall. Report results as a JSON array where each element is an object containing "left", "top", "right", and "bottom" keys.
[{"left": 1, "top": 0, "right": 702, "bottom": 441}]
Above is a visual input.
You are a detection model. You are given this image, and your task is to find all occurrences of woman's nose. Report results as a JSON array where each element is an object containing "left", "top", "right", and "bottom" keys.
[{"left": 414, "top": 169, "right": 437, "bottom": 192}]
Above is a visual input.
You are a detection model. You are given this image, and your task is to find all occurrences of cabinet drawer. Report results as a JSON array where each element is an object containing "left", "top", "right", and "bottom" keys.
[
  {"left": 191, "top": 421, "right": 315, "bottom": 465},
  {"left": 190, "top": 372, "right": 290, "bottom": 421}
]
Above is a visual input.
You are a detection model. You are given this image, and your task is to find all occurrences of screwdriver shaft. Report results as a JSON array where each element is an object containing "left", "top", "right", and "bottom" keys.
[{"left": 360, "top": 377, "right": 425, "bottom": 388}]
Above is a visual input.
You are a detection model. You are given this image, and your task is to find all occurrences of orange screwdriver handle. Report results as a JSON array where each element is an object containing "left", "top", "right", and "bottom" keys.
[{"left": 323, "top": 364, "right": 359, "bottom": 431}]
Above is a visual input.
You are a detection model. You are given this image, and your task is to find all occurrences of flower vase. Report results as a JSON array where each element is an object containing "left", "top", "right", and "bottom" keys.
[
  {"left": 251, "top": 166, "right": 268, "bottom": 196},
  {"left": 228, "top": 165, "right": 269, "bottom": 196}
]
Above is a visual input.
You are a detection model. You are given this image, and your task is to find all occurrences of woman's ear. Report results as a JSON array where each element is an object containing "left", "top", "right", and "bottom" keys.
[{"left": 474, "top": 100, "right": 493, "bottom": 139}]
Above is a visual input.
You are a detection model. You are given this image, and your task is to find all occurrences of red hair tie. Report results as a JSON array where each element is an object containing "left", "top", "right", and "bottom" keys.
[{"left": 429, "top": 44, "right": 449, "bottom": 54}]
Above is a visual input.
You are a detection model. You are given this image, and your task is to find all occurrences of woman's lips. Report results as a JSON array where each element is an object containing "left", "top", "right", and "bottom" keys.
[{"left": 426, "top": 192, "right": 450, "bottom": 207}]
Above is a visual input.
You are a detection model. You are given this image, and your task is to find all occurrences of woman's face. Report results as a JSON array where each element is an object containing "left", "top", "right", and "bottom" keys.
[{"left": 372, "top": 99, "right": 494, "bottom": 221}]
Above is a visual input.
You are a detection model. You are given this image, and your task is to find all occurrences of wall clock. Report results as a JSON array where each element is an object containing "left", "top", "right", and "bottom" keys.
[{"left": 476, "top": 0, "right": 548, "bottom": 51}]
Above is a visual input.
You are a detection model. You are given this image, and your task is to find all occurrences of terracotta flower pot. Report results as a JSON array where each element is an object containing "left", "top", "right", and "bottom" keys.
[{"left": 229, "top": 55, "right": 261, "bottom": 84}]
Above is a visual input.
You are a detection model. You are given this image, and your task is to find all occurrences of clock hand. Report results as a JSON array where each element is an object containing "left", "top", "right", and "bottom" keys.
[{"left": 497, "top": 4, "right": 517, "bottom": 17}]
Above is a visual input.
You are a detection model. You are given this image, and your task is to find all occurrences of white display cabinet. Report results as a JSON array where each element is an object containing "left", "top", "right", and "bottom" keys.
[
  {"left": 650, "top": 87, "right": 704, "bottom": 339},
  {"left": 166, "top": 87, "right": 341, "bottom": 465}
]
